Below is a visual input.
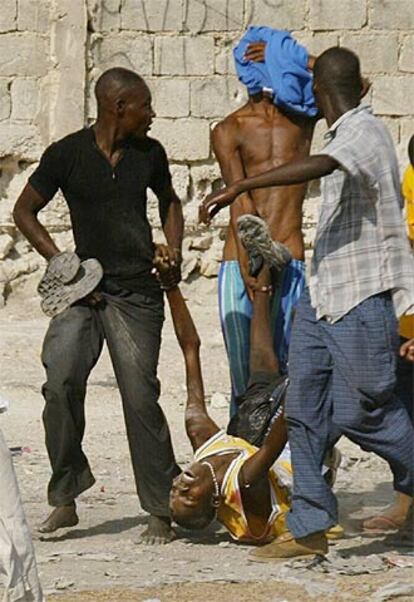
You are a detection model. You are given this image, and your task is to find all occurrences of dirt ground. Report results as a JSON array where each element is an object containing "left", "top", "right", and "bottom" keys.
[{"left": 0, "top": 276, "right": 413, "bottom": 601}]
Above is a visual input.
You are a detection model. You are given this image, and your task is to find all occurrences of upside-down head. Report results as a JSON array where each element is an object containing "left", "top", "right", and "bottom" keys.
[{"left": 169, "top": 462, "right": 219, "bottom": 530}]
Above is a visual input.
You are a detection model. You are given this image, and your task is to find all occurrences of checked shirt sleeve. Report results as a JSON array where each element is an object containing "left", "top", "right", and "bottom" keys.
[{"left": 323, "top": 123, "right": 378, "bottom": 182}]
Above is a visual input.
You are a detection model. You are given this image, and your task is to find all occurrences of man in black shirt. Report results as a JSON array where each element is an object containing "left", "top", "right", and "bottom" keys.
[{"left": 13, "top": 67, "right": 184, "bottom": 544}]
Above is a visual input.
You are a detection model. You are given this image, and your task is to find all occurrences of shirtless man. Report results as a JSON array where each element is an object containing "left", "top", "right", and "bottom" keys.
[{"left": 213, "top": 39, "right": 316, "bottom": 413}]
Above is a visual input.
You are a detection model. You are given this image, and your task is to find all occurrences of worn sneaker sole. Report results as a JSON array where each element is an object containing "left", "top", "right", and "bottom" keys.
[
  {"left": 237, "top": 215, "right": 292, "bottom": 272},
  {"left": 38, "top": 252, "right": 81, "bottom": 298},
  {"left": 40, "top": 259, "right": 103, "bottom": 318}
]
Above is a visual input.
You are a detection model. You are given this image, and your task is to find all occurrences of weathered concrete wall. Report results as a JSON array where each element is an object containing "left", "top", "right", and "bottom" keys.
[{"left": 0, "top": 0, "right": 413, "bottom": 300}]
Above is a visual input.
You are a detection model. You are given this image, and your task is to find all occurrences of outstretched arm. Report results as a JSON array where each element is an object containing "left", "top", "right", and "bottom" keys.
[
  {"left": 200, "top": 154, "right": 338, "bottom": 224},
  {"left": 165, "top": 286, "right": 219, "bottom": 451},
  {"left": 13, "top": 184, "right": 59, "bottom": 259}
]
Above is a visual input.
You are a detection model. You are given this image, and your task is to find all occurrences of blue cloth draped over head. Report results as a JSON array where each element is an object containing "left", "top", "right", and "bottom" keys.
[{"left": 233, "top": 26, "right": 317, "bottom": 117}]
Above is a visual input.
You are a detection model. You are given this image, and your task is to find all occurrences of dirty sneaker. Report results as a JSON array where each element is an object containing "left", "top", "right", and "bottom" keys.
[
  {"left": 38, "top": 252, "right": 81, "bottom": 298},
  {"left": 237, "top": 215, "right": 292, "bottom": 272}
]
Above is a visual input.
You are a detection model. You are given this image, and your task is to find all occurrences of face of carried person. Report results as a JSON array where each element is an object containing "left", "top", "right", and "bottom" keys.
[
  {"left": 169, "top": 462, "right": 216, "bottom": 530},
  {"left": 118, "top": 83, "right": 155, "bottom": 138}
]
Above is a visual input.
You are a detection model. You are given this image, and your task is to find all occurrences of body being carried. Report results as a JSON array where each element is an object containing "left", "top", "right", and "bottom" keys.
[
  {"left": 164, "top": 264, "right": 291, "bottom": 544},
  {"left": 156, "top": 238, "right": 338, "bottom": 549}
]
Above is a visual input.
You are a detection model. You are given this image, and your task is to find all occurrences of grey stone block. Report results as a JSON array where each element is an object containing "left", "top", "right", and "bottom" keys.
[
  {"left": 87, "top": 0, "right": 121, "bottom": 32},
  {"left": 0, "top": 0, "right": 16, "bottom": 33},
  {"left": 373, "top": 76, "right": 414, "bottom": 116},
  {"left": 246, "top": 0, "right": 306, "bottom": 31},
  {"left": 340, "top": 33, "right": 398, "bottom": 73},
  {"left": 0, "top": 33, "right": 49, "bottom": 76},
  {"left": 293, "top": 32, "right": 339, "bottom": 57},
  {"left": 150, "top": 77, "right": 190, "bottom": 118},
  {"left": 150, "top": 118, "right": 210, "bottom": 160},
  {"left": 0, "top": 79, "right": 11, "bottom": 121},
  {"left": 11, "top": 78, "right": 40, "bottom": 121},
  {"left": 191, "top": 77, "right": 245, "bottom": 118},
  {"left": 18, "top": 0, "right": 50, "bottom": 33},
  {"left": 183, "top": 0, "right": 244, "bottom": 32},
  {"left": 0, "top": 122, "right": 42, "bottom": 160},
  {"left": 154, "top": 35, "right": 214, "bottom": 75},
  {"left": 121, "top": 0, "right": 183, "bottom": 32},
  {"left": 309, "top": 0, "right": 367, "bottom": 30},
  {"left": 400, "top": 35, "right": 414, "bottom": 73},
  {"left": 91, "top": 32, "right": 153, "bottom": 74},
  {"left": 370, "top": 1, "right": 414, "bottom": 30}
]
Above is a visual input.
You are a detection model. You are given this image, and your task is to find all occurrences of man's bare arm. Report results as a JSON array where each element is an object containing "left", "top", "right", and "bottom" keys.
[
  {"left": 211, "top": 121, "right": 257, "bottom": 295},
  {"left": 159, "top": 186, "right": 184, "bottom": 258},
  {"left": 166, "top": 287, "right": 219, "bottom": 451},
  {"left": 13, "top": 184, "right": 60, "bottom": 259},
  {"left": 244, "top": 42, "right": 316, "bottom": 70},
  {"left": 240, "top": 408, "right": 288, "bottom": 486},
  {"left": 200, "top": 154, "right": 338, "bottom": 224}
]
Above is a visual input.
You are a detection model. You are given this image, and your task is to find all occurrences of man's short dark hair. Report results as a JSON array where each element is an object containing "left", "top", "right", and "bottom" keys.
[
  {"left": 172, "top": 503, "right": 215, "bottom": 531},
  {"left": 95, "top": 67, "right": 145, "bottom": 105},
  {"left": 408, "top": 135, "right": 414, "bottom": 166},
  {"left": 314, "top": 47, "right": 362, "bottom": 104}
]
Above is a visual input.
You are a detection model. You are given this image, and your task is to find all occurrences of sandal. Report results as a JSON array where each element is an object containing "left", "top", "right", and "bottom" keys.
[{"left": 362, "top": 514, "right": 405, "bottom": 533}]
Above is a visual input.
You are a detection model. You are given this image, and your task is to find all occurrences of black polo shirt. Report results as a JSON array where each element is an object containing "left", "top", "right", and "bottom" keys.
[{"left": 29, "top": 127, "right": 173, "bottom": 298}]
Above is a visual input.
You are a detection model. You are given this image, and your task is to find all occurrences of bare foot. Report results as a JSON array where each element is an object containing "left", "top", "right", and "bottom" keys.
[
  {"left": 385, "top": 511, "right": 414, "bottom": 548},
  {"left": 38, "top": 502, "right": 79, "bottom": 533},
  {"left": 363, "top": 493, "right": 413, "bottom": 532},
  {"left": 139, "top": 515, "right": 175, "bottom": 544}
]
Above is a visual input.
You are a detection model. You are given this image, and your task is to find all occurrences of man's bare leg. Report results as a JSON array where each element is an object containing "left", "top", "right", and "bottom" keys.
[
  {"left": 38, "top": 502, "right": 79, "bottom": 534},
  {"left": 249, "top": 266, "right": 279, "bottom": 375}
]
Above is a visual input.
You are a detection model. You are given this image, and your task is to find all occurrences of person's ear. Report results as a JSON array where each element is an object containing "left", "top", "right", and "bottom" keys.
[
  {"left": 360, "top": 77, "right": 371, "bottom": 99},
  {"left": 115, "top": 98, "right": 126, "bottom": 116}
]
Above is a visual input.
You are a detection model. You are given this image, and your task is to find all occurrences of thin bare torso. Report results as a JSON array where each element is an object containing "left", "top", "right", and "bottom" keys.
[{"left": 213, "top": 98, "right": 315, "bottom": 262}]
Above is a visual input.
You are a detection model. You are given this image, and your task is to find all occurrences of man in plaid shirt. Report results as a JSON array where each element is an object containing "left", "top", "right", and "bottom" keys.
[{"left": 200, "top": 47, "right": 414, "bottom": 560}]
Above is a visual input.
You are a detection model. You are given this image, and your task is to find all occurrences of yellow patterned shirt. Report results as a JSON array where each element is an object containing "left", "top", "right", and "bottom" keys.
[
  {"left": 400, "top": 165, "right": 414, "bottom": 339},
  {"left": 402, "top": 165, "right": 414, "bottom": 243},
  {"left": 194, "top": 430, "right": 291, "bottom": 544}
]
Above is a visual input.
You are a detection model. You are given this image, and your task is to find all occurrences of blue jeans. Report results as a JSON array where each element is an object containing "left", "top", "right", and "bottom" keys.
[{"left": 286, "top": 288, "right": 414, "bottom": 538}]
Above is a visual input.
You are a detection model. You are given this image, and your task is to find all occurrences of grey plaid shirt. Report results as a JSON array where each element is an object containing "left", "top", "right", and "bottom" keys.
[{"left": 309, "top": 104, "right": 414, "bottom": 323}]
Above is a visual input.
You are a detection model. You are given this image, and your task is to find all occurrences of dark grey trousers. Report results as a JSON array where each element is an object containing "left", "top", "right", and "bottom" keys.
[{"left": 41, "top": 288, "right": 180, "bottom": 516}]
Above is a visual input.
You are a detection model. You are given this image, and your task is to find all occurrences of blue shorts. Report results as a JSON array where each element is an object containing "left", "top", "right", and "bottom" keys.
[{"left": 218, "top": 259, "right": 306, "bottom": 414}]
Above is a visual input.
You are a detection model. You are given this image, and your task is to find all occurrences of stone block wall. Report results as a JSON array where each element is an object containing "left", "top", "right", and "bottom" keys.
[{"left": 0, "top": 0, "right": 413, "bottom": 300}]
